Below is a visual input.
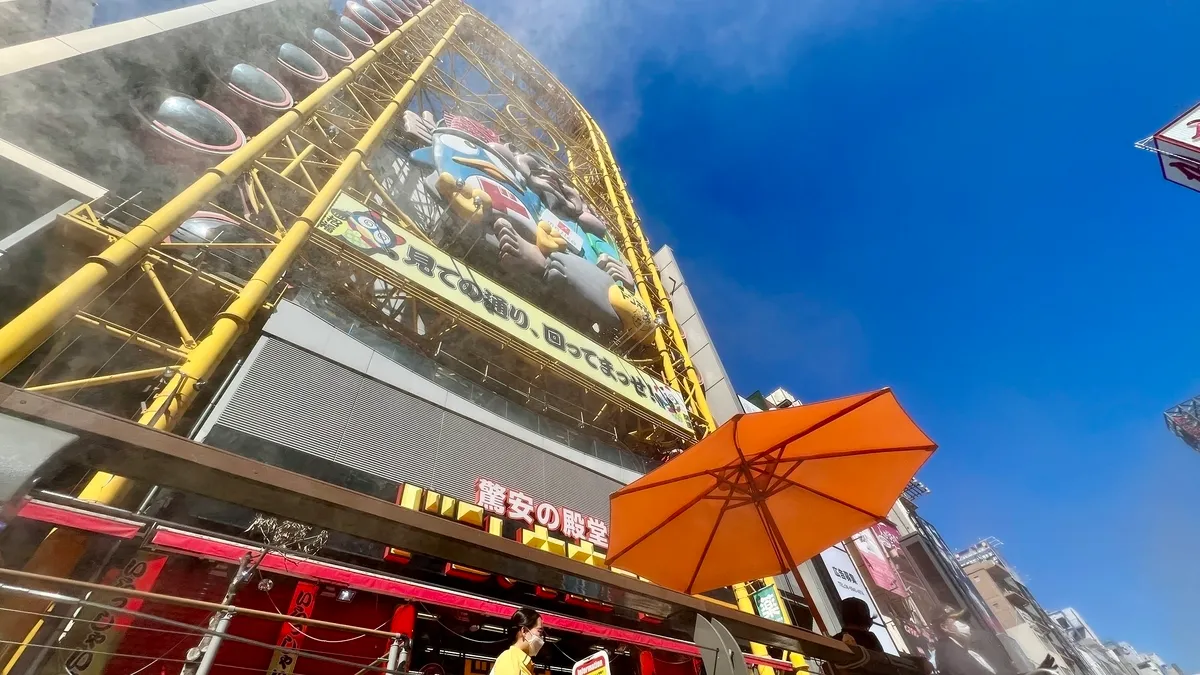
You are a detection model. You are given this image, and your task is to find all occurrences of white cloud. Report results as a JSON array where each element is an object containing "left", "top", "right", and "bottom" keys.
[{"left": 468, "top": 0, "right": 922, "bottom": 137}]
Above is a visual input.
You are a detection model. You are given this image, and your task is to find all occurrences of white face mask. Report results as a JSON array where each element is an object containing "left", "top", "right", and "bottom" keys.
[
  {"left": 947, "top": 620, "right": 972, "bottom": 639},
  {"left": 526, "top": 631, "right": 544, "bottom": 656}
]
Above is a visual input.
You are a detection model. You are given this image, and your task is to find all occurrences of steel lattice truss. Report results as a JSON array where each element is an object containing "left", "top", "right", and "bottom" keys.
[
  {"left": 1165, "top": 395, "right": 1200, "bottom": 453},
  {"left": 1, "top": 0, "right": 713, "bottom": 458}
]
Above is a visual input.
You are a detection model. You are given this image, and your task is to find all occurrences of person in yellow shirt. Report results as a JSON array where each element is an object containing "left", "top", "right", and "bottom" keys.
[{"left": 491, "top": 607, "right": 545, "bottom": 675}]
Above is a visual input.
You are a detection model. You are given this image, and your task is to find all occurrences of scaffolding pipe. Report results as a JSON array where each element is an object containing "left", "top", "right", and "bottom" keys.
[
  {"left": 0, "top": 0, "right": 447, "bottom": 379},
  {"left": 142, "top": 262, "right": 196, "bottom": 347},
  {"left": 24, "top": 366, "right": 169, "bottom": 393},
  {"left": 579, "top": 118, "right": 685, "bottom": 418},
  {"left": 137, "top": 14, "right": 466, "bottom": 431},
  {"left": 587, "top": 118, "right": 717, "bottom": 435}
]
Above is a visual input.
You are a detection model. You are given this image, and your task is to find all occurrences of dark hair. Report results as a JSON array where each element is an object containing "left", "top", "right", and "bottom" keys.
[
  {"left": 510, "top": 607, "right": 541, "bottom": 641},
  {"left": 840, "top": 597, "right": 872, "bottom": 628}
]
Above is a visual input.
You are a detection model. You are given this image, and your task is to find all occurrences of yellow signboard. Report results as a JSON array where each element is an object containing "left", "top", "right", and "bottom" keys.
[{"left": 317, "top": 192, "right": 693, "bottom": 432}]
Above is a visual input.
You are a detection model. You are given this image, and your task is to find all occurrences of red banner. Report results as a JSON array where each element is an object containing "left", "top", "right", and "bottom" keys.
[{"left": 265, "top": 581, "right": 318, "bottom": 675}]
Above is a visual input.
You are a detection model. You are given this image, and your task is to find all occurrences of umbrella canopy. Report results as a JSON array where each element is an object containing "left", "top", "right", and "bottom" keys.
[{"left": 606, "top": 388, "right": 935, "bottom": 596}]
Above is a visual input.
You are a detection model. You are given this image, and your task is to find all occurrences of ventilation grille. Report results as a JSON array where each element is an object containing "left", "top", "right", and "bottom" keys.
[{"left": 215, "top": 338, "right": 619, "bottom": 519}]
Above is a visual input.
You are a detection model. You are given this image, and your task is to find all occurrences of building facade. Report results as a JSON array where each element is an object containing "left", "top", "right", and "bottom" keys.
[
  {"left": 957, "top": 541, "right": 1086, "bottom": 675},
  {"left": 0, "top": 4, "right": 890, "bottom": 675}
]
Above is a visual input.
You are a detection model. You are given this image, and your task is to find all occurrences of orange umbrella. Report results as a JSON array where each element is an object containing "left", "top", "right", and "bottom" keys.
[{"left": 606, "top": 388, "right": 935, "bottom": 599}]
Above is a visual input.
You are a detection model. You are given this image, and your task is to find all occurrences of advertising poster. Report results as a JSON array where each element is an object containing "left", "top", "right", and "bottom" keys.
[
  {"left": 852, "top": 528, "right": 907, "bottom": 597},
  {"left": 572, "top": 651, "right": 610, "bottom": 675},
  {"left": 265, "top": 580, "right": 319, "bottom": 675},
  {"left": 819, "top": 544, "right": 900, "bottom": 655},
  {"left": 316, "top": 191, "right": 692, "bottom": 432},
  {"left": 58, "top": 552, "right": 168, "bottom": 675}
]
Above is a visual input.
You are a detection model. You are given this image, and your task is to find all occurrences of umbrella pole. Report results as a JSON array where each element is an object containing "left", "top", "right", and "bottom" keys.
[
  {"left": 757, "top": 502, "right": 831, "bottom": 636},
  {"left": 788, "top": 567, "right": 830, "bottom": 635}
]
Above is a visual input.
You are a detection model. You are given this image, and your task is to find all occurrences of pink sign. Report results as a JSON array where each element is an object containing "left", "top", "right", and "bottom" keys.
[{"left": 852, "top": 528, "right": 908, "bottom": 597}]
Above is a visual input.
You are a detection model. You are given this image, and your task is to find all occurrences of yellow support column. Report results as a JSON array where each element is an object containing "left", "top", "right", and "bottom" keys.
[
  {"left": 581, "top": 118, "right": 687, "bottom": 415},
  {"left": 733, "top": 582, "right": 779, "bottom": 675},
  {"left": 589, "top": 119, "right": 716, "bottom": 434}
]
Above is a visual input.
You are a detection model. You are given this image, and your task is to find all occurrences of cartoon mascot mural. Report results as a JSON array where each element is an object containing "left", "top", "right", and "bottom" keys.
[{"left": 401, "top": 112, "right": 654, "bottom": 344}]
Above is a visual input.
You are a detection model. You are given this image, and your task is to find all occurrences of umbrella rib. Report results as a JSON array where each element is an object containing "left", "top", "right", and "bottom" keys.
[
  {"left": 744, "top": 388, "right": 891, "bottom": 462},
  {"left": 760, "top": 444, "right": 936, "bottom": 495},
  {"left": 612, "top": 468, "right": 725, "bottom": 497},
  {"left": 685, "top": 489, "right": 736, "bottom": 595},
  {"left": 605, "top": 486, "right": 716, "bottom": 566},
  {"left": 771, "top": 473, "right": 887, "bottom": 520}
]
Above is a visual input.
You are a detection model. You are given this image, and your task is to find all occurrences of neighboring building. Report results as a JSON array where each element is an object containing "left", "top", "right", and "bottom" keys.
[
  {"left": 1049, "top": 609, "right": 1138, "bottom": 675},
  {"left": 888, "top": 494, "right": 1021, "bottom": 675},
  {"left": 958, "top": 540, "right": 1087, "bottom": 675}
]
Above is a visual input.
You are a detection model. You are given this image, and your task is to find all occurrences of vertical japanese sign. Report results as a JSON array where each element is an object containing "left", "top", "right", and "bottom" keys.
[
  {"left": 572, "top": 651, "right": 610, "bottom": 675},
  {"left": 316, "top": 192, "right": 693, "bottom": 433},
  {"left": 265, "top": 581, "right": 318, "bottom": 675},
  {"left": 61, "top": 552, "right": 168, "bottom": 675},
  {"left": 750, "top": 584, "right": 789, "bottom": 624}
]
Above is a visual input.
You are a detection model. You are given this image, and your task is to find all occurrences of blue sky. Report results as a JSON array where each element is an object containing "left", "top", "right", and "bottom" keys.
[{"left": 474, "top": 0, "right": 1200, "bottom": 668}]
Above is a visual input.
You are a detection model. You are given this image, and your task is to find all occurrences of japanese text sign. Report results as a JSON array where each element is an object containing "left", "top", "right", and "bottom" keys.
[
  {"left": 750, "top": 584, "right": 789, "bottom": 624},
  {"left": 475, "top": 478, "right": 609, "bottom": 549},
  {"left": 572, "top": 651, "right": 610, "bottom": 675},
  {"left": 317, "top": 192, "right": 692, "bottom": 433}
]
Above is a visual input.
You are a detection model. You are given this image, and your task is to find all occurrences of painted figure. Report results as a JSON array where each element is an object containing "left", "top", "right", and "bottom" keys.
[{"left": 407, "top": 114, "right": 651, "bottom": 342}]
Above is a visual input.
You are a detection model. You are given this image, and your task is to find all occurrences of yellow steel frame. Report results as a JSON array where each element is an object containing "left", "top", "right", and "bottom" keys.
[{"left": 0, "top": 0, "right": 802, "bottom": 663}]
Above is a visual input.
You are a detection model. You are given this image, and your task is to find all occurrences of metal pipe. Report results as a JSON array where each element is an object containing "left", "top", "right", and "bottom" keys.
[
  {"left": 587, "top": 117, "right": 717, "bottom": 435},
  {"left": 386, "top": 637, "right": 401, "bottom": 674},
  {"left": 141, "top": 262, "right": 196, "bottom": 347},
  {"left": 579, "top": 117, "right": 685, "bottom": 412},
  {"left": 0, "top": 0, "right": 448, "bottom": 379},
  {"left": 0, "top": 568, "right": 403, "bottom": 639},
  {"left": 0, "top": 581, "right": 404, "bottom": 673},
  {"left": 136, "top": 14, "right": 466, "bottom": 431},
  {"left": 189, "top": 610, "right": 233, "bottom": 675},
  {"left": 24, "top": 366, "right": 169, "bottom": 393}
]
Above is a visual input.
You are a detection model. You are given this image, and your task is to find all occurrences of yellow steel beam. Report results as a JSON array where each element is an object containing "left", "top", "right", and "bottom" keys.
[
  {"left": 73, "top": 312, "right": 188, "bottom": 361},
  {"left": 585, "top": 115, "right": 717, "bottom": 435},
  {"left": 0, "top": 0, "right": 449, "bottom": 379},
  {"left": 137, "top": 14, "right": 467, "bottom": 431},
  {"left": 580, "top": 117, "right": 685, "bottom": 411},
  {"left": 141, "top": 262, "right": 196, "bottom": 348},
  {"left": 25, "top": 366, "right": 169, "bottom": 394}
]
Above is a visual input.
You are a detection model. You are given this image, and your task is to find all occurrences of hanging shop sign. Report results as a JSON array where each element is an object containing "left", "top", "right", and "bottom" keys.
[
  {"left": 316, "top": 192, "right": 692, "bottom": 433},
  {"left": 1153, "top": 101, "right": 1200, "bottom": 193},
  {"left": 266, "top": 580, "right": 319, "bottom": 675},
  {"left": 475, "top": 478, "right": 608, "bottom": 549},
  {"left": 61, "top": 552, "right": 168, "bottom": 675},
  {"left": 572, "top": 651, "right": 611, "bottom": 675},
  {"left": 851, "top": 528, "right": 907, "bottom": 597},
  {"left": 750, "top": 583, "right": 790, "bottom": 624}
]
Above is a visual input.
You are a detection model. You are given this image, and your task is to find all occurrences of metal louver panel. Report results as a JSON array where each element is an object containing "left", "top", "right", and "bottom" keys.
[{"left": 214, "top": 337, "right": 620, "bottom": 520}]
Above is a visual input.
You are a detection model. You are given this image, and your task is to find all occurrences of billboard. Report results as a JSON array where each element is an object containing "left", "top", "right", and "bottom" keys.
[
  {"left": 851, "top": 526, "right": 908, "bottom": 597},
  {"left": 819, "top": 543, "right": 901, "bottom": 655},
  {"left": 1153, "top": 101, "right": 1200, "bottom": 193},
  {"left": 317, "top": 191, "right": 692, "bottom": 432}
]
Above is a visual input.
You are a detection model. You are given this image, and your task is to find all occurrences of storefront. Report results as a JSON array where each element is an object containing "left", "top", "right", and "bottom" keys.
[{"left": 1, "top": 389, "right": 908, "bottom": 675}]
